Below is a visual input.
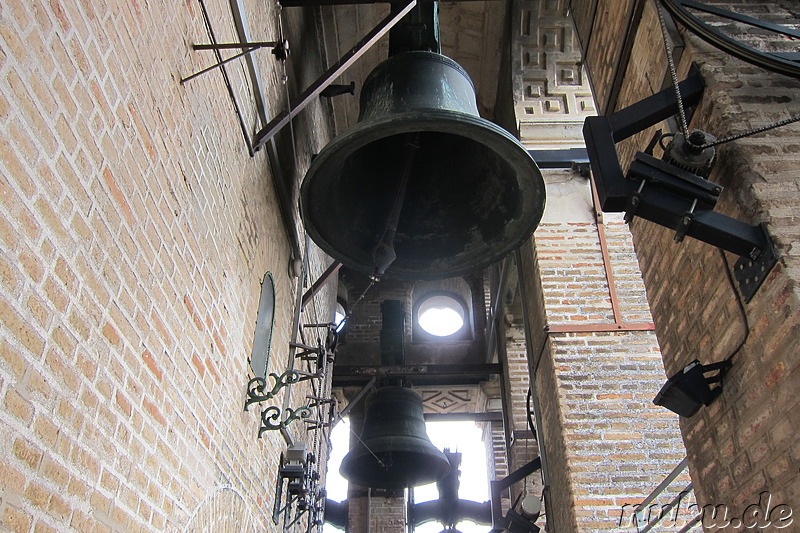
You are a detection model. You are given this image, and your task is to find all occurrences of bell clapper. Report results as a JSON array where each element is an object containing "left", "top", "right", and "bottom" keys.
[{"left": 371, "top": 133, "right": 421, "bottom": 279}]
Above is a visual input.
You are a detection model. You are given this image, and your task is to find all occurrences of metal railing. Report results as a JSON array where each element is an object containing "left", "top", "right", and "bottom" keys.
[{"left": 633, "top": 458, "right": 701, "bottom": 532}]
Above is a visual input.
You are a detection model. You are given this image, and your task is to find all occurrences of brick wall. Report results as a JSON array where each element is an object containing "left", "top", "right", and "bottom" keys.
[
  {"left": 513, "top": 172, "right": 689, "bottom": 531},
  {"left": 0, "top": 0, "right": 336, "bottom": 531},
  {"left": 572, "top": 0, "right": 800, "bottom": 526}
]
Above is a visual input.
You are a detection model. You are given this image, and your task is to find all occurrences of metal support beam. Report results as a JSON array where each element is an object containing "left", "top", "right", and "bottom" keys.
[
  {"left": 227, "top": 0, "right": 303, "bottom": 260},
  {"left": 423, "top": 412, "right": 504, "bottom": 422},
  {"left": 332, "top": 363, "right": 501, "bottom": 386},
  {"left": 252, "top": 0, "right": 417, "bottom": 151},
  {"left": 489, "top": 457, "right": 542, "bottom": 533},
  {"left": 301, "top": 261, "right": 342, "bottom": 308},
  {"left": 584, "top": 70, "right": 767, "bottom": 257},
  {"left": 527, "top": 148, "right": 589, "bottom": 169}
]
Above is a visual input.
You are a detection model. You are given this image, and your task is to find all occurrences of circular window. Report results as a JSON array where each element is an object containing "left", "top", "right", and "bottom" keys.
[{"left": 417, "top": 294, "right": 465, "bottom": 337}]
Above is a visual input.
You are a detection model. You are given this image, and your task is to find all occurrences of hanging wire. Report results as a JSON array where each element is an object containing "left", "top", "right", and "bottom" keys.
[
  {"left": 337, "top": 279, "right": 377, "bottom": 330},
  {"left": 656, "top": 0, "right": 689, "bottom": 135}
]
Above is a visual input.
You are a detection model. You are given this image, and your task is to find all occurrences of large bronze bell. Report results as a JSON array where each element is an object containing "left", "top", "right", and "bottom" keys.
[
  {"left": 300, "top": 51, "right": 546, "bottom": 280},
  {"left": 340, "top": 386, "right": 450, "bottom": 489}
]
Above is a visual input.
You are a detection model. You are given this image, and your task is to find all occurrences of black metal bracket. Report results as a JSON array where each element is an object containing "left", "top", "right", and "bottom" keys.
[
  {"left": 488, "top": 457, "right": 542, "bottom": 533},
  {"left": 583, "top": 68, "right": 779, "bottom": 301},
  {"left": 733, "top": 224, "right": 779, "bottom": 303},
  {"left": 273, "top": 445, "right": 319, "bottom": 526}
]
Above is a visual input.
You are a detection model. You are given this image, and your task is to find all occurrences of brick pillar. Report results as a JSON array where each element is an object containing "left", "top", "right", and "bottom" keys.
[
  {"left": 509, "top": 2, "right": 691, "bottom": 530},
  {"left": 516, "top": 191, "right": 691, "bottom": 531}
]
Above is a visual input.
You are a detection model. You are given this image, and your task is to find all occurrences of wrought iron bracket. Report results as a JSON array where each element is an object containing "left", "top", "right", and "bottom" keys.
[
  {"left": 259, "top": 405, "right": 314, "bottom": 436},
  {"left": 583, "top": 68, "right": 779, "bottom": 301},
  {"left": 244, "top": 370, "right": 303, "bottom": 411}
]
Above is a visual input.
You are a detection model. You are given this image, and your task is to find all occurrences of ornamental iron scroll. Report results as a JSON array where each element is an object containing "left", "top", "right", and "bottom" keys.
[
  {"left": 259, "top": 405, "right": 314, "bottom": 437},
  {"left": 244, "top": 370, "right": 303, "bottom": 411}
]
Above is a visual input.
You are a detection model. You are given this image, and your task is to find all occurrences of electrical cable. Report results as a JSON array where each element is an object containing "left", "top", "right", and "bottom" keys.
[{"left": 525, "top": 388, "right": 537, "bottom": 440}]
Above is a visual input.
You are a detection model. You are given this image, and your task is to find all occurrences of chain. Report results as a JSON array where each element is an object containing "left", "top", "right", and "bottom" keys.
[
  {"left": 654, "top": 2, "right": 800, "bottom": 149},
  {"left": 656, "top": 0, "right": 689, "bottom": 135},
  {"left": 700, "top": 114, "right": 800, "bottom": 149}
]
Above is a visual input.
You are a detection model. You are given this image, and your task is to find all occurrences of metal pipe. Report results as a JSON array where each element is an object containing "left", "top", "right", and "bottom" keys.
[
  {"left": 590, "top": 177, "right": 623, "bottom": 324},
  {"left": 192, "top": 41, "right": 278, "bottom": 50},
  {"left": 634, "top": 457, "right": 689, "bottom": 516}
]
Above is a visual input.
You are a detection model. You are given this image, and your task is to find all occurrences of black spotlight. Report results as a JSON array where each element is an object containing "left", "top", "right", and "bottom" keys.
[{"left": 654, "top": 359, "right": 732, "bottom": 417}]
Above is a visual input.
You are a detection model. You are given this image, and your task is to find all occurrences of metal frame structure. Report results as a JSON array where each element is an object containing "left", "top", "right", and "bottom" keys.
[
  {"left": 583, "top": 69, "right": 778, "bottom": 302},
  {"left": 251, "top": 0, "right": 417, "bottom": 151},
  {"left": 661, "top": 0, "right": 800, "bottom": 79}
]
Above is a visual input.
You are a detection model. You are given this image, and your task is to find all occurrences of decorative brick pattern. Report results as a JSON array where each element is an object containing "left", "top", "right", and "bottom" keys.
[{"left": 513, "top": 0, "right": 595, "bottom": 148}]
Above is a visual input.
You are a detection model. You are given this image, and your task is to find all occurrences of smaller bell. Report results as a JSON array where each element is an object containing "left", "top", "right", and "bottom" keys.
[{"left": 340, "top": 386, "right": 450, "bottom": 489}]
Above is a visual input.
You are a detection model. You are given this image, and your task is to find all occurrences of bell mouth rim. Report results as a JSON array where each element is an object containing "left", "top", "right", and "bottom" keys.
[
  {"left": 340, "top": 442, "right": 451, "bottom": 489},
  {"left": 300, "top": 110, "right": 547, "bottom": 281}
]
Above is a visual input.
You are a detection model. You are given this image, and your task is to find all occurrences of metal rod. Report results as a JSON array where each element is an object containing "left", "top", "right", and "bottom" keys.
[
  {"left": 194, "top": 0, "right": 253, "bottom": 155},
  {"left": 547, "top": 322, "right": 655, "bottom": 333},
  {"left": 180, "top": 47, "right": 260, "bottom": 84},
  {"left": 228, "top": 0, "right": 269, "bottom": 126},
  {"left": 639, "top": 483, "right": 693, "bottom": 533},
  {"left": 193, "top": 41, "right": 278, "bottom": 50},
  {"left": 226, "top": 0, "right": 302, "bottom": 259},
  {"left": 634, "top": 457, "right": 689, "bottom": 515},
  {"left": 675, "top": 514, "right": 701, "bottom": 533},
  {"left": 336, "top": 377, "right": 376, "bottom": 423},
  {"left": 252, "top": 0, "right": 417, "bottom": 151},
  {"left": 302, "top": 261, "right": 342, "bottom": 308},
  {"left": 591, "top": 177, "right": 624, "bottom": 324}
]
